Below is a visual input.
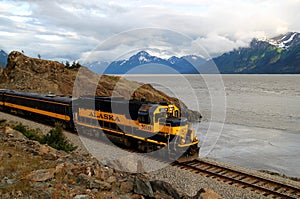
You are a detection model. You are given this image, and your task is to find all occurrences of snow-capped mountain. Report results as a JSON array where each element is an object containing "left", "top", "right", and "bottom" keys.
[
  {"left": 213, "top": 32, "right": 300, "bottom": 74},
  {"left": 102, "top": 51, "right": 203, "bottom": 74},
  {"left": 266, "top": 32, "right": 300, "bottom": 49},
  {"left": 0, "top": 50, "right": 8, "bottom": 67},
  {"left": 115, "top": 51, "right": 169, "bottom": 67}
]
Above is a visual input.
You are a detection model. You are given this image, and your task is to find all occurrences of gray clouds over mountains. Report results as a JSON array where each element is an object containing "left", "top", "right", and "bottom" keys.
[{"left": 1, "top": 0, "right": 299, "bottom": 62}]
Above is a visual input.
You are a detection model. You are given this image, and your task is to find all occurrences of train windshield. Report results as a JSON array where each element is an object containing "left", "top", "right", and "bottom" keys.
[{"left": 138, "top": 111, "right": 151, "bottom": 124}]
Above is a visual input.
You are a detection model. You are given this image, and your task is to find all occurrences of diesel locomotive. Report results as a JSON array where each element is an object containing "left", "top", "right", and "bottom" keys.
[{"left": 0, "top": 89, "right": 199, "bottom": 162}]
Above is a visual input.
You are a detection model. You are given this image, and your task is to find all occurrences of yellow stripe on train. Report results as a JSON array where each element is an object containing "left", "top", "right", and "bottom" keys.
[{"left": 5, "top": 102, "right": 70, "bottom": 121}]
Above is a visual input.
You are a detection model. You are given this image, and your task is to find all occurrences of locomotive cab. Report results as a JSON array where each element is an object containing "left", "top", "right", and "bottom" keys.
[
  {"left": 137, "top": 103, "right": 191, "bottom": 138},
  {"left": 138, "top": 104, "right": 184, "bottom": 126}
]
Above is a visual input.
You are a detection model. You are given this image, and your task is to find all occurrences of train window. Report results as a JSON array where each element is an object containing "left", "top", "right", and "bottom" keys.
[
  {"left": 138, "top": 115, "right": 150, "bottom": 124},
  {"left": 159, "top": 108, "right": 167, "bottom": 113},
  {"left": 175, "top": 110, "right": 179, "bottom": 118}
]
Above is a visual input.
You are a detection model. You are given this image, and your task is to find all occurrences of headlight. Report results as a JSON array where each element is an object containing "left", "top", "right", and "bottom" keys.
[{"left": 181, "top": 138, "right": 185, "bottom": 144}]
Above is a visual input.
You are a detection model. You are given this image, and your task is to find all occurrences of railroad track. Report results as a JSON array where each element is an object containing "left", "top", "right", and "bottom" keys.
[{"left": 173, "top": 159, "right": 300, "bottom": 199}]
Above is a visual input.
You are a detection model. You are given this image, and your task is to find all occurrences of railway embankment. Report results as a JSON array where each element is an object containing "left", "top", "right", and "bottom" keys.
[{"left": 0, "top": 118, "right": 221, "bottom": 199}]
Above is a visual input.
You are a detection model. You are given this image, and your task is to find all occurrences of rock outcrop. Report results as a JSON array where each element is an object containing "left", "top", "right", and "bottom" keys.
[{"left": 0, "top": 51, "right": 76, "bottom": 95}]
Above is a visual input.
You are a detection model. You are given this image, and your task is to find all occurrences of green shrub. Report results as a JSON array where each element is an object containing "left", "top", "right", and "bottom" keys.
[
  {"left": 13, "top": 124, "right": 42, "bottom": 142},
  {"left": 40, "top": 123, "right": 77, "bottom": 152}
]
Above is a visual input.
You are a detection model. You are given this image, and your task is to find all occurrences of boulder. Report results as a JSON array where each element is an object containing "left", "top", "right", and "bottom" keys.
[
  {"left": 108, "top": 155, "right": 147, "bottom": 173},
  {"left": 150, "top": 180, "right": 180, "bottom": 199},
  {"left": 117, "top": 155, "right": 139, "bottom": 173},
  {"left": 134, "top": 177, "right": 154, "bottom": 198}
]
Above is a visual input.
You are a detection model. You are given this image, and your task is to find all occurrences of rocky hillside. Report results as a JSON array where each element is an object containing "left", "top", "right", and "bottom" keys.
[
  {"left": 0, "top": 51, "right": 201, "bottom": 121},
  {"left": 0, "top": 120, "right": 221, "bottom": 198},
  {"left": 0, "top": 51, "right": 77, "bottom": 95}
]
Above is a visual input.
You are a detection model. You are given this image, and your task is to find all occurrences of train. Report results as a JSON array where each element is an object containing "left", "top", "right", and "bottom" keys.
[{"left": 0, "top": 89, "right": 200, "bottom": 162}]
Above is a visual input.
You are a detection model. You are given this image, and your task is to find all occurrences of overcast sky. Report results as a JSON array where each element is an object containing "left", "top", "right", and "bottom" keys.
[{"left": 0, "top": 0, "right": 299, "bottom": 63}]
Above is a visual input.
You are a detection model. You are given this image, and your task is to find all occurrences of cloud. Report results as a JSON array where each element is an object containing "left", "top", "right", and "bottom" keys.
[
  {"left": 192, "top": 34, "right": 247, "bottom": 57},
  {"left": 0, "top": 0, "right": 299, "bottom": 62}
]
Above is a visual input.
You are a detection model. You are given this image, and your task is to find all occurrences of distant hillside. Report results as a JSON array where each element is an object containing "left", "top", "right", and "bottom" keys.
[
  {"left": 0, "top": 50, "right": 8, "bottom": 67},
  {"left": 213, "top": 32, "right": 300, "bottom": 74}
]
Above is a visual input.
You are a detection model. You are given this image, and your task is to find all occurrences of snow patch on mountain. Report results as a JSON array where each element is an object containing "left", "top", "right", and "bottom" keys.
[
  {"left": 138, "top": 55, "right": 149, "bottom": 63},
  {"left": 267, "top": 32, "right": 299, "bottom": 49},
  {"left": 120, "top": 60, "right": 127, "bottom": 66}
]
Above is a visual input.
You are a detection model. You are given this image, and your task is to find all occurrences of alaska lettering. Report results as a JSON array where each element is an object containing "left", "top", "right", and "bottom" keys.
[{"left": 88, "top": 111, "right": 120, "bottom": 122}]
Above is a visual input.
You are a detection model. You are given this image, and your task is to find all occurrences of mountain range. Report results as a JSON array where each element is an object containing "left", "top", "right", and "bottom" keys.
[
  {"left": 88, "top": 32, "right": 300, "bottom": 74},
  {"left": 1, "top": 32, "right": 299, "bottom": 73},
  {"left": 100, "top": 51, "right": 204, "bottom": 74}
]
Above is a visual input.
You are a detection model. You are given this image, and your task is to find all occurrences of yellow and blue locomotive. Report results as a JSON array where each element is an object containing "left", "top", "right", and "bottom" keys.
[{"left": 0, "top": 89, "right": 199, "bottom": 162}]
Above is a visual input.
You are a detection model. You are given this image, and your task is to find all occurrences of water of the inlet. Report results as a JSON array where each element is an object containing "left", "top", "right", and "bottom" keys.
[{"left": 124, "top": 74, "right": 300, "bottom": 178}]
